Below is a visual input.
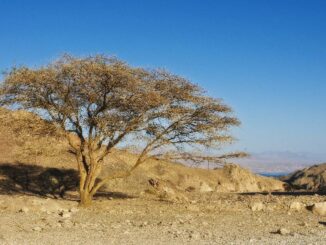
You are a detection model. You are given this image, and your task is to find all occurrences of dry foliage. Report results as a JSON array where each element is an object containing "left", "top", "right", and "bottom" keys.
[{"left": 0, "top": 54, "right": 245, "bottom": 206}]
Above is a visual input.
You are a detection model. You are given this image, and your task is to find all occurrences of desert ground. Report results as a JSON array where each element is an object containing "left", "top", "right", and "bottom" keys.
[{"left": 0, "top": 191, "right": 325, "bottom": 245}]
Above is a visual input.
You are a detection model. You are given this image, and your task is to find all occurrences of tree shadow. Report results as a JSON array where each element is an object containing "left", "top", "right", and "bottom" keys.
[
  {"left": 240, "top": 191, "right": 326, "bottom": 196},
  {"left": 0, "top": 162, "right": 79, "bottom": 199},
  {"left": 0, "top": 162, "right": 135, "bottom": 201}
]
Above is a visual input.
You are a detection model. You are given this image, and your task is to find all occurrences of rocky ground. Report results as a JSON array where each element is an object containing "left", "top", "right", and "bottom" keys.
[{"left": 0, "top": 192, "right": 325, "bottom": 245}]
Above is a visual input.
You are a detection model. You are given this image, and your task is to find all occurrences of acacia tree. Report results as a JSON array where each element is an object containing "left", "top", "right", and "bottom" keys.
[{"left": 0, "top": 55, "right": 244, "bottom": 206}]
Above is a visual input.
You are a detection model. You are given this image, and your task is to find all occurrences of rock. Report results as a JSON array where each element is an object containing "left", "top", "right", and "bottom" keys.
[
  {"left": 32, "top": 199, "right": 46, "bottom": 206},
  {"left": 59, "top": 211, "right": 72, "bottom": 218},
  {"left": 19, "top": 207, "right": 29, "bottom": 213},
  {"left": 218, "top": 164, "right": 285, "bottom": 192},
  {"left": 40, "top": 201, "right": 65, "bottom": 213},
  {"left": 311, "top": 202, "right": 326, "bottom": 216},
  {"left": 250, "top": 202, "right": 264, "bottom": 211},
  {"left": 277, "top": 228, "right": 290, "bottom": 235},
  {"left": 32, "top": 227, "right": 42, "bottom": 232},
  {"left": 289, "top": 201, "right": 303, "bottom": 211},
  {"left": 178, "top": 219, "right": 185, "bottom": 224},
  {"left": 199, "top": 182, "right": 213, "bottom": 192},
  {"left": 62, "top": 213, "right": 72, "bottom": 219},
  {"left": 69, "top": 207, "right": 79, "bottom": 213},
  {"left": 300, "top": 222, "right": 308, "bottom": 227},
  {"left": 140, "top": 221, "right": 148, "bottom": 227},
  {"left": 202, "top": 221, "right": 209, "bottom": 226},
  {"left": 59, "top": 219, "right": 73, "bottom": 228},
  {"left": 189, "top": 231, "right": 201, "bottom": 240}
]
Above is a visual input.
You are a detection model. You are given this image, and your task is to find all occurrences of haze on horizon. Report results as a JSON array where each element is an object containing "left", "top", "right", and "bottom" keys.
[{"left": 0, "top": 0, "right": 325, "bottom": 170}]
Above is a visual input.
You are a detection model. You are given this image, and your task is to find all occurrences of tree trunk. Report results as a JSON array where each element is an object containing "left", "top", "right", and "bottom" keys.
[
  {"left": 78, "top": 164, "right": 101, "bottom": 207},
  {"left": 79, "top": 190, "right": 93, "bottom": 207}
]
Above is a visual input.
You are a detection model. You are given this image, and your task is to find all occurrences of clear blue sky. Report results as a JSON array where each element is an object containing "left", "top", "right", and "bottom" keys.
[{"left": 1, "top": 0, "right": 325, "bottom": 157}]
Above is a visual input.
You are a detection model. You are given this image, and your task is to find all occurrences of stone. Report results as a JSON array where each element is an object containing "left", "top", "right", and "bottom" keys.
[
  {"left": 189, "top": 231, "right": 201, "bottom": 240},
  {"left": 140, "top": 221, "right": 148, "bottom": 227},
  {"left": 289, "top": 201, "right": 303, "bottom": 211},
  {"left": 41, "top": 202, "right": 65, "bottom": 213},
  {"left": 202, "top": 221, "right": 209, "bottom": 226},
  {"left": 69, "top": 207, "right": 79, "bottom": 213},
  {"left": 277, "top": 228, "right": 290, "bottom": 235},
  {"left": 62, "top": 212, "right": 72, "bottom": 219},
  {"left": 199, "top": 182, "right": 213, "bottom": 193},
  {"left": 311, "top": 202, "right": 326, "bottom": 216},
  {"left": 32, "top": 227, "right": 42, "bottom": 232},
  {"left": 59, "top": 211, "right": 72, "bottom": 218},
  {"left": 178, "top": 219, "right": 185, "bottom": 224},
  {"left": 19, "top": 207, "right": 29, "bottom": 213},
  {"left": 250, "top": 202, "right": 264, "bottom": 212},
  {"left": 59, "top": 219, "right": 73, "bottom": 228}
]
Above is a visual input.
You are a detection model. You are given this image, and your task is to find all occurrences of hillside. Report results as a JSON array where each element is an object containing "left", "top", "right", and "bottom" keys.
[
  {"left": 2, "top": 108, "right": 326, "bottom": 245},
  {"left": 281, "top": 163, "right": 326, "bottom": 191},
  {"left": 0, "top": 107, "right": 285, "bottom": 199}
]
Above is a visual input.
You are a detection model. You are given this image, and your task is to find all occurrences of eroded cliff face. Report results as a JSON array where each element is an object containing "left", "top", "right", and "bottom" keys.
[
  {"left": 214, "top": 164, "right": 285, "bottom": 192},
  {"left": 281, "top": 163, "right": 326, "bottom": 191}
]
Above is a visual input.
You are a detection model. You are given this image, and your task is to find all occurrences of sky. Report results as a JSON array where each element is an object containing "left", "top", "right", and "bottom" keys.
[{"left": 0, "top": 0, "right": 325, "bottom": 169}]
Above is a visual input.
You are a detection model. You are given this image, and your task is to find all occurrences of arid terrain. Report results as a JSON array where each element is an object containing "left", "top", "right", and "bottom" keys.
[
  {"left": 0, "top": 192, "right": 325, "bottom": 244},
  {"left": 0, "top": 108, "right": 325, "bottom": 244}
]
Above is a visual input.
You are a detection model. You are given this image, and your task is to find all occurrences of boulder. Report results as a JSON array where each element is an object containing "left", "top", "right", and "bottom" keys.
[
  {"left": 277, "top": 228, "right": 290, "bottom": 235},
  {"left": 311, "top": 202, "right": 326, "bottom": 216},
  {"left": 250, "top": 202, "right": 264, "bottom": 211}
]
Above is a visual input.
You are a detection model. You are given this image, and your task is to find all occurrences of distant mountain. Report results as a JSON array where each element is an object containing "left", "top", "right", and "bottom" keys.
[{"left": 234, "top": 151, "right": 326, "bottom": 173}]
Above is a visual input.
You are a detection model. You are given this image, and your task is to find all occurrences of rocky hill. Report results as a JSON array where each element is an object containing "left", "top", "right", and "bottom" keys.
[
  {"left": 281, "top": 163, "right": 326, "bottom": 191},
  {"left": 0, "top": 108, "right": 285, "bottom": 199}
]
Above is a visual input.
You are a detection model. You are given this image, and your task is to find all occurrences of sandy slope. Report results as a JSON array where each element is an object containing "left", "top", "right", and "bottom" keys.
[{"left": 0, "top": 107, "right": 284, "bottom": 196}]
